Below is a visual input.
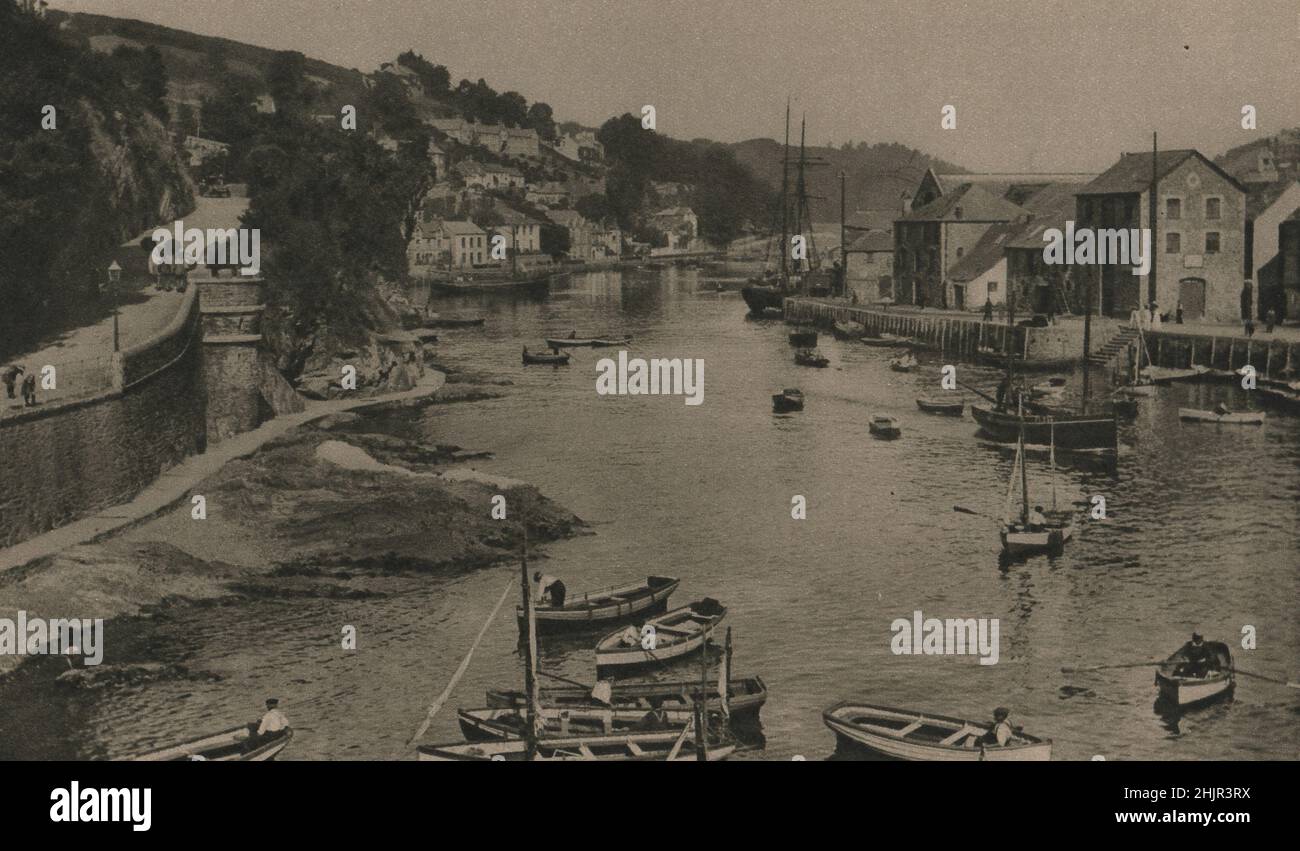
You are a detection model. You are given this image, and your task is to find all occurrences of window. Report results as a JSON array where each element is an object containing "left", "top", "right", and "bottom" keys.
[
  {"left": 1205, "top": 197, "right": 1221, "bottom": 220},
  {"left": 954, "top": 206, "right": 963, "bottom": 220},
  {"left": 1166, "top": 232, "right": 1181, "bottom": 254},
  {"left": 956, "top": 246, "right": 964, "bottom": 259},
  {"left": 1205, "top": 232, "right": 1220, "bottom": 254},
  {"left": 1166, "top": 198, "right": 1181, "bottom": 220},
  {"left": 988, "top": 282, "right": 999, "bottom": 293}
]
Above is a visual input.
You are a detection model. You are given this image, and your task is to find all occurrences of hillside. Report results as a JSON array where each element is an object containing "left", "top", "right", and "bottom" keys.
[
  {"left": 730, "top": 137, "right": 969, "bottom": 224},
  {"left": 1214, "top": 127, "right": 1300, "bottom": 183}
]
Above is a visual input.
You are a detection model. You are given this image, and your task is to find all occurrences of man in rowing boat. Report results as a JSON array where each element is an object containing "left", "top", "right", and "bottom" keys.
[
  {"left": 1173, "top": 633, "right": 1219, "bottom": 678},
  {"left": 533, "top": 571, "right": 566, "bottom": 608},
  {"left": 980, "top": 707, "right": 1014, "bottom": 747},
  {"left": 1027, "top": 505, "right": 1048, "bottom": 531},
  {"left": 245, "top": 698, "right": 290, "bottom": 750}
]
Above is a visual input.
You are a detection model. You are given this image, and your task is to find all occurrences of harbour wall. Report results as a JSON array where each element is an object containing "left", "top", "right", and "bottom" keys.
[
  {"left": 1137, "top": 329, "right": 1298, "bottom": 379},
  {"left": 783, "top": 298, "right": 1116, "bottom": 366}
]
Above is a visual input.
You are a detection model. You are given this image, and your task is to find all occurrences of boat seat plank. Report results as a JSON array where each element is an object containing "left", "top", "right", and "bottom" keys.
[
  {"left": 627, "top": 741, "right": 645, "bottom": 757},
  {"left": 896, "top": 720, "right": 924, "bottom": 738},
  {"left": 940, "top": 726, "right": 980, "bottom": 746}
]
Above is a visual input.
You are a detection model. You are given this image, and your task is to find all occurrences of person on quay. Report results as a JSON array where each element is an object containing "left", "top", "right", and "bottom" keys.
[
  {"left": 1265, "top": 307, "right": 1276, "bottom": 334},
  {"left": 1173, "top": 633, "right": 1219, "bottom": 678},
  {"left": 2, "top": 364, "right": 23, "bottom": 400},
  {"left": 533, "top": 571, "right": 566, "bottom": 608},
  {"left": 981, "top": 707, "right": 1015, "bottom": 747},
  {"left": 21, "top": 371, "right": 37, "bottom": 406},
  {"left": 1175, "top": 301, "right": 1184, "bottom": 324},
  {"left": 1241, "top": 280, "right": 1254, "bottom": 335},
  {"left": 982, "top": 297, "right": 994, "bottom": 323}
]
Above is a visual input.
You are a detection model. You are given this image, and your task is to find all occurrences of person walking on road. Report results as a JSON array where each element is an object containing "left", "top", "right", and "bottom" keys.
[
  {"left": 2, "top": 364, "right": 23, "bottom": 400},
  {"left": 21, "top": 370, "right": 37, "bottom": 406}
]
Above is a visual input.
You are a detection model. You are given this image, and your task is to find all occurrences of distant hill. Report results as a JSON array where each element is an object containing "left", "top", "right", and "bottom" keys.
[
  {"left": 1214, "top": 127, "right": 1300, "bottom": 183},
  {"left": 729, "top": 137, "right": 969, "bottom": 225}
]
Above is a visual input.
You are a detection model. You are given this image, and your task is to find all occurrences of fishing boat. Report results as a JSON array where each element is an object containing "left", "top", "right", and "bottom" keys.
[
  {"left": 544, "top": 334, "right": 632, "bottom": 348},
  {"left": 772, "top": 388, "right": 805, "bottom": 412},
  {"left": 595, "top": 598, "right": 726, "bottom": 674},
  {"left": 522, "top": 347, "right": 571, "bottom": 365},
  {"left": 1154, "top": 641, "right": 1234, "bottom": 707},
  {"left": 788, "top": 329, "right": 818, "bottom": 347},
  {"left": 1000, "top": 405, "right": 1076, "bottom": 557},
  {"left": 822, "top": 702, "right": 1051, "bottom": 761},
  {"left": 868, "top": 414, "right": 901, "bottom": 438},
  {"left": 1142, "top": 364, "right": 1209, "bottom": 384},
  {"left": 916, "top": 397, "right": 963, "bottom": 416},
  {"left": 757, "top": 306, "right": 784, "bottom": 319},
  {"left": 860, "top": 333, "right": 917, "bottom": 348},
  {"left": 888, "top": 355, "right": 918, "bottom": 372},
  {"left": 832, "top": 320, "right": 865, "bottom": 340},
  {"left": 457, "top": 705, "right": 693, "bottom": 740},
  {"left": 970, "top": 404, "right": 1117, "bottom": 451},
  {"left": 486, "top": 677, "right": 768, "bottom": 722},
  {"left": 794, "top": 349, "right": 829, "bottom": 368},
  {"left": 131, "top": 726, "right": 293, "bottom": 761},
  {"left": 518, "top": 575, "right": 679, "bottom": 634},
  {"left": 1116, "top": 325, "right": 1157, "bottom": 397},
  {"left": 417, "top": 729, "right": 735, "bottom": 761},
  {"left": 1178, "top": 407, "right": 1265, "bottom": 425}
]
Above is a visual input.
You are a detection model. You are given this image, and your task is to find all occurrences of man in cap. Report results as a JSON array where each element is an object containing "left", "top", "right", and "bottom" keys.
[
  {"left": 247, "top": 697, "right": 289, "bottom": 749},
  {"left": 982, "top": 707, "right": 1014, "bottom": 747},
  {"left": 532, "top": 570, "right": 565, "bottom": 608},
  {"left": 1174, "top": 633, "right": 1218, "bottom": 678},
  {"left": 1027, "top": 505, "right": 1048, "bottom": 530}
]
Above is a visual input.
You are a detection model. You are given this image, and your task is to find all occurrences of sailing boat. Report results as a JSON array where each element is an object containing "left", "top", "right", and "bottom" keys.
[
  {"left": 742, "top": 104, "right": 830, "bottom": 315},
  {"left": 416, "top": 532, "right": 736, "bottom": 761},
  {"left": 1116, "top": 324, "right": 1157, "bottom": 397},
  {"left": 1000, "top": 402, "right": 1076, "bottom": 557}
]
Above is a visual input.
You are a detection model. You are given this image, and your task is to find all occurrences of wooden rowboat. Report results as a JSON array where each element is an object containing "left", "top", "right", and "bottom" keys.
[
  {"left": 1155, "top": 641, "right": 1234, "bottom": 707},
  {"left": 485, "top": 677, "right": 768, "bottom": 722},
  {"left": 859, "top": 333, "right": 916, "bottom": 348},
  {"left": 522, "top": 347, "right": 571, "bottom": 365},
  {"left": 772, "top": 388, "right": 804, "bottom": 412},
  {"left": 595, "top": 598, "right": 726, "bottom": 674},
  {"left": 916, "top": 398, "right": 963, "bottom": 416},
  {"left": 131, "top": 726, "right": 292, "bottom": 761},
  {"left": 544, "top": 335, "right": 632, "bottom": 348},
  {"left": 418, "top": 729, "right": 736, "bottom": 761},
  {"left": 888, "top": 355, "right": 918, "bottom": 372},
  {"left": 788, "top": 329, "right": 818, "bottom": 347},
  {"left": 1001, "top": 511, "right": 1076, "bottom": 557},
  {"left": 868, "top": 415, "right": 901, "bottom": 439},
  {"left": 518, "top": 575, "right": 679, "bottom": 634},
  {"left": 823, "top": 702, "right": 1051, "bottom": 761},
  {"left": 1178, "top": 407, "right": 1265, "bottom": 425},
  {"left": 831, "top": 320, "right": 865, "bottom": 340},
  {"left": 795, "top": 349, "right": 829, "bottom": 368},
  {"left": 1142, "top": 365, "right": 1208, "bottom": 384}
]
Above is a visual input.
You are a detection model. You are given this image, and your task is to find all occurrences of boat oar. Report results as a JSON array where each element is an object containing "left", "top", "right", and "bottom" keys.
[
  {"left": 953, "top": 505, "right": 997, "bottom": 521},
  {"left": 538, "top": 669, "right": 595, "bottom": 691},
  {"left": 1231, "top": 667, "right": 1300, "bottom": 688},
  {"left": 1060, "top": 661, "right": 1166, "bottom": 673}
]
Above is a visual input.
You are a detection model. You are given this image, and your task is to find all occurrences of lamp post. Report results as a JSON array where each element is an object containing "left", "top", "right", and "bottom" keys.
[{"left": 107, "top": 261, "right": 122, "bottom": 352}]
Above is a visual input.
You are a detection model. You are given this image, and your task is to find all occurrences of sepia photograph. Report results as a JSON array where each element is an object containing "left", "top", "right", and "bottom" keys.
[{"left": 0, "top": 0, "right": 1295, "bottom": 830}]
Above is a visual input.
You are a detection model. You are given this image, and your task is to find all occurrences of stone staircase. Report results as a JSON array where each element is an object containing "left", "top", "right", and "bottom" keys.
[{"left": 1088, "top": 325, "right": 1140, "bottom": 368}]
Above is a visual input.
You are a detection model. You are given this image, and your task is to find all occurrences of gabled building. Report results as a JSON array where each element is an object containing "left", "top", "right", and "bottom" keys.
[
  {"left": 843, "top": 229, "right": 894, "bottom": 303},
  {"left": 553, "top": 129, "right": 604, "bottom": 165},
  {"left": 1075, "top": 149, "right": 1246, "bottom": 322},
  {"left": 1003, "top": 181, "right": 1089, "bottom": 315},
  {"left": 545, "top": 209, "right": 595, "bottom": 260},
  {"left": 892, "top": 183, "right": 1027, "bottom": 307},
  {"left": 650, "top": 207, "right": 698, "bottom": 250},
  {"left": 490, "top": 204, "right": 543, "bottom": 256},
  {"left": 1245, "top": 179, "right": 1300, "bottom": 320},
  {"left": 525, "top": 181, "right": 570, "bottom": 207},
  {"left": 455, "top": 160, "right": 525, "bottom": 191},
  {"left": 946, "top": 222, "right": 1018, "bottom": 310},
  {"left": 444, "top": 220, "right": 487, "bottom": 268}
]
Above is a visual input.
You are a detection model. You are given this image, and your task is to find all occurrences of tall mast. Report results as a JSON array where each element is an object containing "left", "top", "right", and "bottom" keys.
[
  {"left": 1149, "top": 131, "right": 1158, "bottom": 311},
  {"left": 776, "top": 103, "right": 790, "bottom": 282},
  {"left": 519, "top": 526, "right": 538, "bottom": 761},
  {"left": 795, "top": 116, "right": 807, "bottom": 280},
  {"left": 839, "top": 170, "right": 847, "bottom": 298},
  {"left": 1018, "top": 397, "right": 1029, "bottom": 526}
]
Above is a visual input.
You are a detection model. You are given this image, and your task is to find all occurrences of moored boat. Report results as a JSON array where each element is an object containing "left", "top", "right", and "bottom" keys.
[
  {"left": 1154, "top": 641, "right": 1234, "bottom": 707},
  {"left": 822, "top": 702, "right": 1051, "bottom": 761},
  {"left": 595, "top": 598, "right": 726, "bottom": 674},
  {"left": 772, "top": 388, "right": 805, "bottom": 412},
  {"left": 131, "top": 726, "right": 293, "bottom": 761},
  {"left": 868, "top": 414, "right": 901, "bottom": 438},
  {"left": 916, "top": 397, "right": 963, "bottom": 416},
  {"left": 860, "top": 333, "right": 917, "bottom": 348},
  {"left": 794, "top": 349, "right": 829, "bottom": 368},
  {"left": 1030, "top": 377, "right": 1067, "bottom": 398},
  {"left": 424, "top": 316, "right": 486, "bottom": 328},
  {"left": 522, "top": 347, "right": 571, "bottom": 365},
  {"left": 741, "top": 284, "right": 785, "bottom": 315},
  {"left": 418, "top": 729, "right": 736, "bottom": 761},
  {"left": 1142, "top": 364, "right": 1209, "bottom": 384},
  {"left": 485, "top": 677, "right": 769, "bottom": 722},
  {"left": 1178, "top": 407, "right": 1265, "bottom": 425},
  {"left": 545, "top": 334, "right": 632, "bottom": 348},
  {"left": 517, "top": 575, "right": 679, "bottom": 634},
  {"left": 831, "top": 320, "right": 865, "bottom": 340},
  {"left": 788, "top": 329, "right": 818, "bottom": 347},
  {"left": 971, "top": 404, "right": 1118, "bottom": 451},
  {"left": 888, "top": 355, "right": 918, "bottom": 372}
]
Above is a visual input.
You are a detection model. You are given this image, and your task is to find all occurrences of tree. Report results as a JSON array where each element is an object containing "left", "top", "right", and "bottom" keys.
[
  {"left": 526, "top": 102, "right": 556, "bottom": 141},
  {"left": 139, "top": 46, "right": 169, "bottom": 121},
  {"left": 397, "top": 51, "right": 450, "bottom": 96},
  {"left": 267, "top": 50, "right": 308, "bottom": 116},
  {"left": 540, "top": 222, "right": 570, "bottom": 259}
]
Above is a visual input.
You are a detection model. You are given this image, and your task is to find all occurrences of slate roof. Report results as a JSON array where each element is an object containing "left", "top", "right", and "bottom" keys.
[
  {"left": 1078, "top": 149, "right": 1246, "bottom": 196},
  {"left": 846, "top": 230, "right": 894, "bottom": 253},
  {"left": 1245, "top": 179, "right": 1300, "bottom": 220},
  {"left": 899, "top": 183, "right": 1027, "bottom": 223},
  {"left": 947, "top": 223, "right": 1017, "bottom": 282}
]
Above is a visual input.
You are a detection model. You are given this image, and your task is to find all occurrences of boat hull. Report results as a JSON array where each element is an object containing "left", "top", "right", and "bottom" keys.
[
  {"left": 594, "top": 600, "right": 726, "bottom": 674},
  {"left": 823, "top": 702, "right": 1051, "bottom": 761},
  {"left": 773, "top": 394, "right": 804, "bottom": 412},
  {"left": 131, "top": 726, "right": 292, "bottom": 761},
  {"left": 517, "top": 576, "right": 679, "bottom": 634},
  {"left": 741, "top": 285, "right": 785, "bottom": 315},
  {"left": 1155, "top": 642, "right": 1235, "bottom": 707},
  {"left": 1177, "top": 408, "right": 1265, "bottom": 425},
  {"left": 916, "top": 399, "right": 963, "bottom": 416},
  {"left": 971, "top": 404, "right": 1117, "bottom": 450},
  {"left": 418, "top": 730, "right": 736, "bottom": 761},
  {"left": 486, "top": 677, "right": 768, "bottom": 722},
  {"left": 1000, "top": 521, "right": 1074, "bottom": 556}
]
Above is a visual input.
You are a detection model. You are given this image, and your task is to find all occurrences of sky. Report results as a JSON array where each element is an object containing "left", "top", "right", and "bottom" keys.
[{"left": 54, "top": 0, "right": 1300, "bottom": 172}]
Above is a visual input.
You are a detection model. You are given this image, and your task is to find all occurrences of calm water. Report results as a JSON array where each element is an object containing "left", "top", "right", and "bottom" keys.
[{"left": 72, "top": 268, "right": 1300, "bottom": 760}]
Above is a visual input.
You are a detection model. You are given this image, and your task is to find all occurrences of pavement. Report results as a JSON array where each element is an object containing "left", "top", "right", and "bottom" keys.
[
  {"left": 0, "top": 369, "right": 446, "bottom": 575},
  {"left": 2, "top": 197, "right": 249, "bottom": 418}
]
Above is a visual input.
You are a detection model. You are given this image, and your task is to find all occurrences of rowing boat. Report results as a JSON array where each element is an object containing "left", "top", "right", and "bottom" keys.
[
  {"left": 795, "top": 349, "right": 829, "bottom": 368},
  {"left": 823, "top": 702, "right": 1051, "bottom": 761},
  {"left": 417, "top": 729, "right": 736, "bottom": 761},
  {"left": 831, "top": 321, "right": 865, "bottom": 340},
  {"left": 518, "top": 575, "right": 679, "bottom": 634},
  {"left": 772, "top": 388, "right": 804, "bottom": 412},
  {"left": 544, "top": 335, "right": 632, "bottom": 348},
  {"left": 868, "top": 415, "right": 901, "bottom": 438},
  {"left": 522, "top": 347, "right": 571, "bottom": 365},
  {"left": 485, "top": 677, "right": 769, "bottom": 722},
  {"left": 1155, "top": 641, "right": 1234, "bottom": 707},
  {"left": 1030, "top": 377, "right": 1067, "bottom": 398},
  {"left": 888, "top": 355, "right": 918, "bottom": 372},
  {"left": 1142, "top": 364, "right": 1209, "bottom": 384},
  {"left": 788, "top": 329, "right": 818, "bottom": 347},
  {"left": 131, "top": 726, "right": 293, "bottom": 761},
  {"left": 859, "top": 333, "right": 916, "bottom": 348},
  {"left": 1001, "top": 511, "right": 1075, "bottom": 557},
  {"left": 594, "top": 598, "right": 726, "bottom": 673},
  {"left": 1178, "top": 407, "right": 1265, "bottom": 425},
  {"left": 916, "top": 398, "right": 963, "bottom": 416}
]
